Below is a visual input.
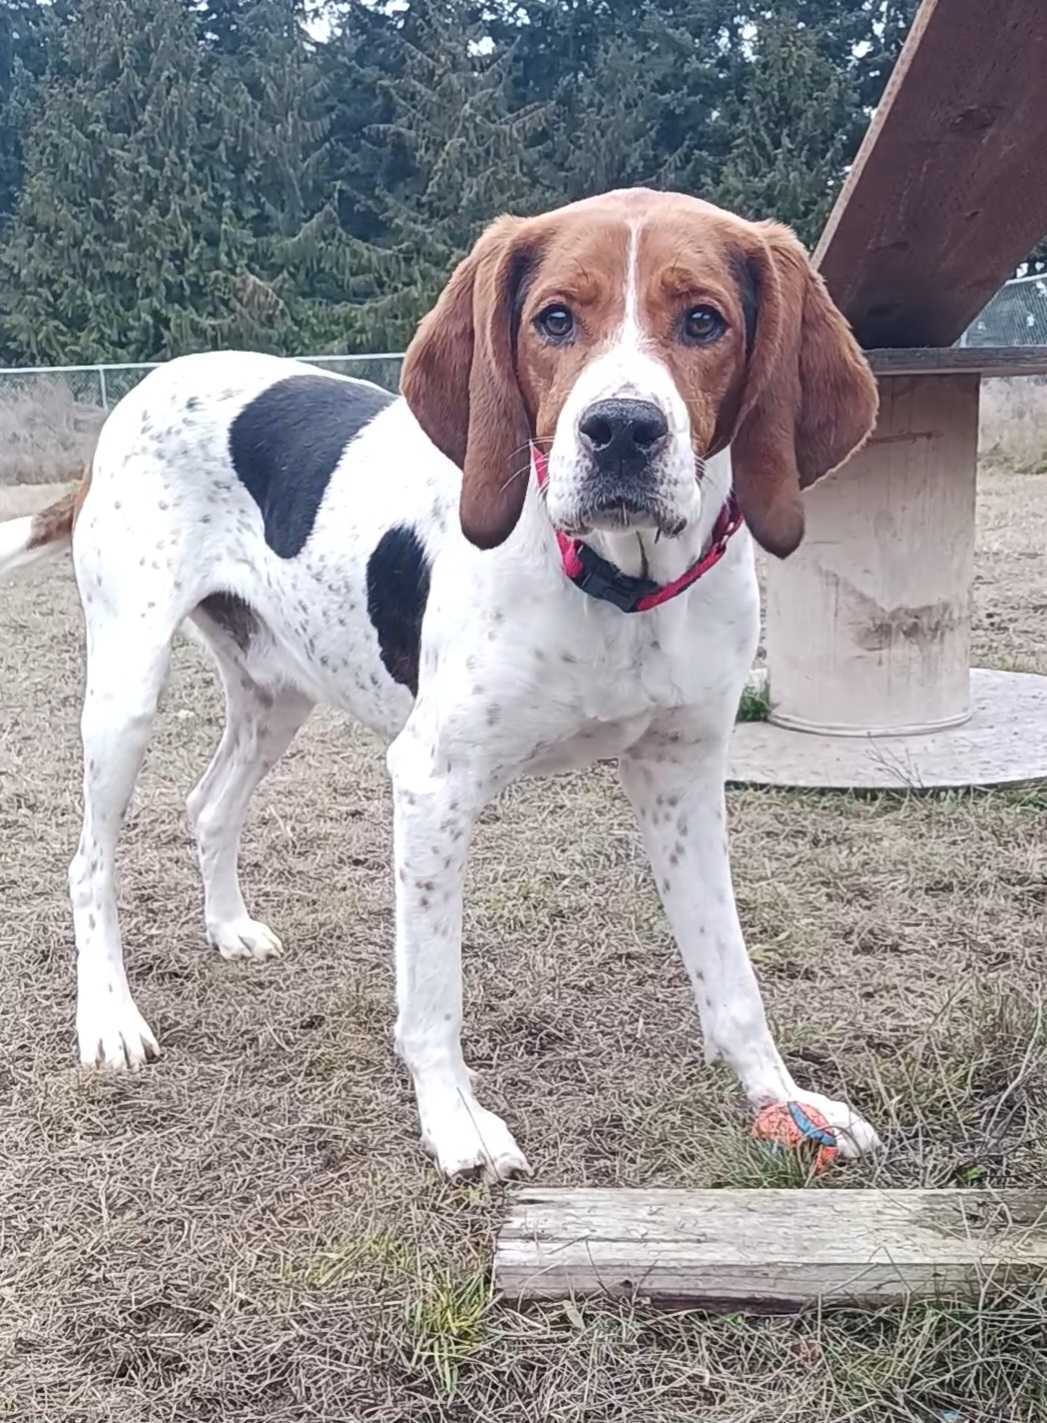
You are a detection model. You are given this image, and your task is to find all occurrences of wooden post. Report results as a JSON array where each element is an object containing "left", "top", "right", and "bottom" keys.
[
  {"left": 730, "top": 0, "right": 1047, "bottom": 784},
  {"left": 730, "top": 349, "right": 1047, "bottom": 789},
  {"left": 765, "top": 373, "right": 978, "bottom": 736},
  {"left": 495, "top": 1187, "right": 1047, "bottom": 1311}
]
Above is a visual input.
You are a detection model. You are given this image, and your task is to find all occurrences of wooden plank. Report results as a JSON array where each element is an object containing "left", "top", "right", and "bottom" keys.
[
  {"left": 815, "top": 0, "right": 1047, "bottom": 348},
  {"left": 495, "top": 1188, "right": 1047, "bottom": 1311},
  {"left": 867, "top": 347, "right": 1047, "bottom": 379}
]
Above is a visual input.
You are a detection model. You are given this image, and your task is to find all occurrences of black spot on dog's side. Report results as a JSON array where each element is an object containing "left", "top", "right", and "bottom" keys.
[
  {"left": 366, "top": 526, "right": 431, "bottom": 696},
  {"left": 196, "top": 592, "right": 258, "bottom": 652},
  {"left": 229, "top": 375, "right": 394, "bottom": 557}
]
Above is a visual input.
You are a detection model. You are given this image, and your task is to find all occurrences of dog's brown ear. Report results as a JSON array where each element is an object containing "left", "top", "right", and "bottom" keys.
[
  {"left": 401, "top": 216, "right": 535, "bottom": 549},
  {"left": 729, "top": 223, "right": 879, "bottom": 558}
]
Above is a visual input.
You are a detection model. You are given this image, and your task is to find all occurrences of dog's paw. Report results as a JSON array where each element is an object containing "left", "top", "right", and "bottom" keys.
[
  {"left": 790, "top": 1091, "right": 882, "bottom": 1159},
  {"left": 78, "top": 994, "right": 160, "bottom": 1069},
  {"left": 208, "top": 917, "right": 283, "bottom": 962},
  {"left": 421, "top": 1096, "right": 532, "bottom": 1183}
]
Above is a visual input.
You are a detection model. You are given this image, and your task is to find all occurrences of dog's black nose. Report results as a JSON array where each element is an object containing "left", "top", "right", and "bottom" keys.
[{"left": 579, "top": 399, "right": 668, "bottom": 470}]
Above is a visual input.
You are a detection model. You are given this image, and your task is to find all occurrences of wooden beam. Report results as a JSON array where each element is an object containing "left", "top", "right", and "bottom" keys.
[
  {"left": 495, "top": 1188, "right": 1047, "bottom": 1311},
  {"left": 867, "top": 347, "right": 1047, "bottom": 379},
  {"left": 815, "top": 0, "right": 1047, "bottom": 349}
]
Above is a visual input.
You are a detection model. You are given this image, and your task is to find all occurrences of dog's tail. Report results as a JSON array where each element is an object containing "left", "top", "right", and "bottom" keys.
[{"left": 0, "top": 476, "right": 87, "bottom": 579}]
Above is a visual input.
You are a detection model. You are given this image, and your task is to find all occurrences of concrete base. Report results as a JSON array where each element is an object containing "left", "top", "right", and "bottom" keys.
[{"left": 729, "top": 668, "right": 1047, "bottom": 790}]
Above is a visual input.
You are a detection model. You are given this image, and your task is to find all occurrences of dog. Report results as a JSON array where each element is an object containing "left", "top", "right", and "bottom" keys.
[{"left": 0, "top": 188, "right": 881, "bottom": 1179}]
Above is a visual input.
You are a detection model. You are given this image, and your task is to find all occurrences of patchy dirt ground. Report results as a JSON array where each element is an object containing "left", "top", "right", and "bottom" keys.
[{"left": 1, "top": 472, "right": 1046, "bottom": 1422}]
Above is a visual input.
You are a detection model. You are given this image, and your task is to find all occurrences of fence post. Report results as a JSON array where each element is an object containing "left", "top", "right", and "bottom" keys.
[{"left": 98, "top": 366, "right": 109, "bottom": 409}]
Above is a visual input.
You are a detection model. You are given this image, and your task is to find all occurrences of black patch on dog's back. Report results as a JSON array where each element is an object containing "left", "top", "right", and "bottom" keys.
[
  {"left": 366, "top": 526, "right": 432, "bottom": 696},
  {"left": 229, "top": 374, "right": 394, "bottom": 558}
]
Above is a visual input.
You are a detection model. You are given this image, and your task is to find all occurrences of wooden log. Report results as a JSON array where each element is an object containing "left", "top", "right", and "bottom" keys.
[
  {"left": 765, "top": 372, "right": 979, "bottom": 737},
  {"left": 495, "top": 1188, "right": 1047, "bottom": 1312},
  {"left": 815, "top": 0, "right": 1047, "bottom": 348}
]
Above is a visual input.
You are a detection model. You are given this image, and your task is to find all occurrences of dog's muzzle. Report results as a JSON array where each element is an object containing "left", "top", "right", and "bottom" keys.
[
  {"left": 573, "top": 397, "right": 678, "bottom": 532},
  {"left": 578, "top": 398, "right": 669, "bottom": 480}
]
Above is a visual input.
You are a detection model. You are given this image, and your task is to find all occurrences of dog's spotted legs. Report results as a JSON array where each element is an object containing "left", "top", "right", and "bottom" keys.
[
  {"left": 387, "top": 719, "right": 530, "bottom": 1182},
  {"left": 620, "top": 722, "right": 881, "bottom": 1159},
  {"left": 71, "top": 620, "right": 173, "bottom": 1068},
  {"left": 187, "top": 621, "right": 312, "bottom": 961}
]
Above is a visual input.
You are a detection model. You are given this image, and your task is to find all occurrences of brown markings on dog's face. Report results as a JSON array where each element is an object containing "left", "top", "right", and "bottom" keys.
[
  {"left": 512, "top": 210, "right": 630, "bottom": 446},
  {"left": 632, "top": 200, "right": 759, "bottom": 459},
  {"left": 403, "top": 187, "right": 877, "bottom": 553},
  {"left": 513, "top": 193, "right": 761, "bottom": 457}
]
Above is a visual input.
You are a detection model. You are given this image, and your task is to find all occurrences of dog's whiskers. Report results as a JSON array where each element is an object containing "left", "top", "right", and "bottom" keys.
[
  {"left": 507, "top": 437, "right": 554, "bottom": 462},
  {"left": 499, "top": 463, "right": 533, "bottom": 496}
]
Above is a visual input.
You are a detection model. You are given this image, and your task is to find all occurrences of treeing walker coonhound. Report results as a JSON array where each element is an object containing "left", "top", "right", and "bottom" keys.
[{"left": 0, "top": 188, "right": 881, "bottom": 1179}]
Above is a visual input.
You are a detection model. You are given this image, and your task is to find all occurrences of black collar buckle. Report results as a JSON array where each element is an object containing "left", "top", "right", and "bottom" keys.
[{"left": 570, "top": 542, "right": 660, "bottom": 614}]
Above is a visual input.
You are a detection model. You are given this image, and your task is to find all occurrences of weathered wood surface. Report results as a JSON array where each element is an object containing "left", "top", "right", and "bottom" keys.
[
  {"left": 815, "top": 0, "right": 1047, "bottom": 348},
  {"left": 730, "top": 667, "right": 1047, "bottom": 790},
  {"left": 495, "top": 1188, "right": 1047, "bottom": 1311},
  {"left": 765, "top": 374, "right": 979, "bottom": 737},
  {"left": 867, "top": 347, "right": 1047, "bottom": 379}
]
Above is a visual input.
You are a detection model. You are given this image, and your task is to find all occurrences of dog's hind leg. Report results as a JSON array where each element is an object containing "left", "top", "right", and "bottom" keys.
[
  {"left": 71, "top": 600, "right": 181, "bottom": 1068},
  {"left": 187, "top": 599, "right": 312, "bottom": 961}
]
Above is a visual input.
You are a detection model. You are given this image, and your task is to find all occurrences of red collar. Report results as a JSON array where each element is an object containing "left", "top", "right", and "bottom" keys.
[{"left": 531, "top": 446, "right": 743, "bottom": 614}]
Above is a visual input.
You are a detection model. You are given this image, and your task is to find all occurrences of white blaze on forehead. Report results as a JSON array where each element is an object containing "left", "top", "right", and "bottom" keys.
[
  {"left": 543, "top": 212, "right": 703, "bottom": 542},
  {"left": 623, "top": 219, "right": 641, "bottom": 342},
  {"left": 555, "top": 217, "right": 689, "bottom": 437}
]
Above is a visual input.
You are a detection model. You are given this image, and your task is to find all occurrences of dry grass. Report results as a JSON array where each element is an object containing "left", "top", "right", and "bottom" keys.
[
  {"left": 979, "top": 376, "right": 1047, "bottom": 475},
  {"left": 0, "top": 378, "right": 105, "bottom": 487},
  {"left": 1, "top": 471, "right": 1046, "bottom": 1420}
]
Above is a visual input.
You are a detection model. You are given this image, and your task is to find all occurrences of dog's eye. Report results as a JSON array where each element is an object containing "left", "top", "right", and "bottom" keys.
[
  {"left": 683, "top": 306, "right": 726, "bottom": 344},
  {"left": 536, "top": 305, "right": 574, "bottom": 341}
]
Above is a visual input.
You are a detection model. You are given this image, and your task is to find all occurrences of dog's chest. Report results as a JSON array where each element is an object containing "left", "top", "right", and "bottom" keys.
[
  {"left": 448, "top": 599, "right": 737, "bottom": 778},
  {"left": 541, "top": 566, "right": 754, "bottom": 715},
  {"left": 565, "top": 622, "right": 695, "bottom": 720},
  {"left": 409, "top": 528, "right": 759, "bottom": 780}
]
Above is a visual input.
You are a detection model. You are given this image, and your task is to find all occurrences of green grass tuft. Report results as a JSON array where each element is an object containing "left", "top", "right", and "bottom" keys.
[
  {"left": 736, "top": 681, "right": 771, "bottom": 722},
  {"left": 407, "top": 1264, "right": 493, "bottom": 1398}
]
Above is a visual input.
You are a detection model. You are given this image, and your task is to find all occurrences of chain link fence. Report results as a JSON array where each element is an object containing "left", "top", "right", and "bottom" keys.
[
  {"left": 2, "top": 272, "right": 1046, "bottom": 486},
  {"left": 0, "top": 354, "right": 405, "bottom": 486},
  {"left": 961, "top": 273, "right": 1047, "bottom": 347},
  {"left": 0, "top": 352, "right": 405, "bottom": 412}
]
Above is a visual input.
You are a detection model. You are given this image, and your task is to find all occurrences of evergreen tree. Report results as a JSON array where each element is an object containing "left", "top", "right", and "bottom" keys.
[
  {"left": 318, "top": 0, "right": 406, "bottom": 244},
  {"left": 0, "top": 0, "right": 297, "bottom": 364},
  {"left": 718, "top": 0, "right": 917, "bottom": 136},
  {"left": 1, "top": 0, "right": 278, "bottom": 363},
  {"left": 210, "top": 0, "right": 361, "bottom": 349},
  {"left": 345, "top": 0, "right": 551, "bottom": 350},
  {"left": 2, "top": 0, "right": 1038, "bottom": 364},
  {"left": 712, "top": 17, "right": 856, "bottom": 245},
  {"left": 540, "top": 2, "right": 734, "bottom": 204},
  {"left": 193, "top": 0, "right": 254, "bottom": 55},
  {"left": 0, "top": 0, "right": 62, "bottom": 232},
  {"left": 483, "top": 0, "right": 629, "bottom": 110}
]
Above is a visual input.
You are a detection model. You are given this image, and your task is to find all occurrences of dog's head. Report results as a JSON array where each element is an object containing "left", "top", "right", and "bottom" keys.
[{"left": 401, "top": 188, "right": 877, "bottom": 557}]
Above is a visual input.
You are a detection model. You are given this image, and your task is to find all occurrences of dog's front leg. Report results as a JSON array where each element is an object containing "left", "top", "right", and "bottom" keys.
[
  {"left": 387, "top": 722, "right": 530, "bottom": 1182},
  {"left": 620, "top": 724, "right": 880, "bottom": 1158}
]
